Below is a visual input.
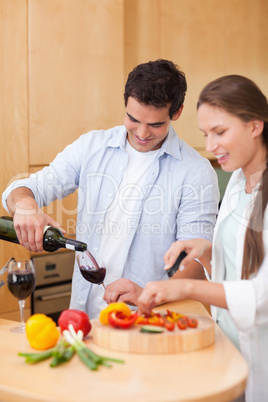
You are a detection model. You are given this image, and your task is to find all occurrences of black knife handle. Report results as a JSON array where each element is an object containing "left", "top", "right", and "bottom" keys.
[{"left": 166, "top": 251, "right": 187, "bottom": 278}]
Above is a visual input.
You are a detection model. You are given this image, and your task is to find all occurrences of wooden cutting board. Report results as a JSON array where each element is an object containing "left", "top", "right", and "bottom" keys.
[{"left": 91, "top": 313, "right": 215, "bottom": 354}]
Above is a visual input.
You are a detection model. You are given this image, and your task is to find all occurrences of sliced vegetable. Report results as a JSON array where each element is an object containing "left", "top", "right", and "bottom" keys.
[
  {"left": 25, "top": 314, "right": 60, "bottom": 350},
  {"left": 166, "top": 309, "right": 184, "bottom": 323},
  {"left": 140, "top": 325, "right": 164, "bottom": 333},
  {"left": 99, "top": 302, "right": 131, "bottom": 325},
  {"left": 108, "top": 311, "right": 138, "bottom": 329},
  {"left": 58, "top": 309, "right": 91, "bottom": 337},
  {"left": 136, "top": 312, "right": 165, "bottom": 327}
]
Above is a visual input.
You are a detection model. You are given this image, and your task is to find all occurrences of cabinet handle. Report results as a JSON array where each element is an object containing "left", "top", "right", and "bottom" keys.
[{"left": 37, "top": 291, "right": 71, "bottom": 301}]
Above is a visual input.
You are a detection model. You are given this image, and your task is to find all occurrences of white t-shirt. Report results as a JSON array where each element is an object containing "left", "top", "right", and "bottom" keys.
[
  {"left": 86, "top": 140, "right": 160, "bottom": 313},
  {"left": 100, "top": 140, "right": 161, "bottom": 283}
]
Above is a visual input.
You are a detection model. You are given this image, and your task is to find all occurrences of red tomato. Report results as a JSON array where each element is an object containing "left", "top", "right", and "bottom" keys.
[
  {"left": 164, "top": 321, "right": 175, "bottom": 331},
  {"left": 187, "top": 318, "right": 198, "bottom": 328},
  {"left": 177, "top": 317, "right": 188, "bottom": 330}
]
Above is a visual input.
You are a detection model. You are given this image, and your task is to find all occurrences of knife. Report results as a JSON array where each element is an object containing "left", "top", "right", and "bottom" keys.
[{"left": 166, "top": 251, "right": 187, "bottom": 278}]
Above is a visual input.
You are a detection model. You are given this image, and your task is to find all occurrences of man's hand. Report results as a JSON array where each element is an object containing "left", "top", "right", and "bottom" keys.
[
  {"left": 103, "top": 278, "right": 143, "bottom": 306},
  {"left": 13, "top": 211, "right": 63, "bottom": 252},
  {"left": 7, "top": 187, "right": 65, "bottom": 252}
]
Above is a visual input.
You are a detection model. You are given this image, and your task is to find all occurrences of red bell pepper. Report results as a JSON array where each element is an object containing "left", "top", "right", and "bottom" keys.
[
  {"left": 58, "top": 309, "right": 91, "bottom": 337},
  {"left": 108, "top": 311, "right": 138, "bottom": 329}
]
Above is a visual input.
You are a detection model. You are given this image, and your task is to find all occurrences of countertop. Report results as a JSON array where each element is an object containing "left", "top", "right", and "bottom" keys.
[{"left": 0, "top": 300, "right": 248, "bottom": 402}]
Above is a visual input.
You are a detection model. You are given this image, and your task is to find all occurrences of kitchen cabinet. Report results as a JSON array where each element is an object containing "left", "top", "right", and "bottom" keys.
[
  {"left": 0, "top": 0, "right": 31, "bottom": 320},
  {"left": 125, "top": 0, "right": 268, "bottom": 150},
  {"left": 28, "top": 0, "right": 125, "bottom": 165},
  {"left": 0, "top": 0, "right": 124, "bottom": 318}
]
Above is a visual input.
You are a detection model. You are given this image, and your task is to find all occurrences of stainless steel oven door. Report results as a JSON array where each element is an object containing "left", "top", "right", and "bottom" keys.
[{"left": 32, "top": 282, "right": 71, "bottom": 322}]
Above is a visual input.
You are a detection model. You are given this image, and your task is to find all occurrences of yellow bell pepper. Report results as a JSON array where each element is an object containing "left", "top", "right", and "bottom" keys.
[
  {"left": 25, "top": 314, "right": 60, "bottom": 350},
  {"left": 99, "top": 302, "right": 131, "bottom": 325}
]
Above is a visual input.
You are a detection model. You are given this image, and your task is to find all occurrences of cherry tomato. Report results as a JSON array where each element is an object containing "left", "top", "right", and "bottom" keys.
[
  {"left": 164, "top": 321, "right": 175, "bottom": 331},
  {"left": 187, "top": 318, "right": 198, "bottom": 328},
  {"left": 177, "top": 317, "right": 188, "bottom": 330}
]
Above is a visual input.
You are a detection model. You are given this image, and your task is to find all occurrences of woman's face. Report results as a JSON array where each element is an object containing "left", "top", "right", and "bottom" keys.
[{"left": 198, "top": 103, "right": 263, "bottom": 175}]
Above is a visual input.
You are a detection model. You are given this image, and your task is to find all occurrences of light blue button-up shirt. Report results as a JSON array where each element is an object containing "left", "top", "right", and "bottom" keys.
[{"left": 2, "top": 125, "right": 219, "bottom": 318}]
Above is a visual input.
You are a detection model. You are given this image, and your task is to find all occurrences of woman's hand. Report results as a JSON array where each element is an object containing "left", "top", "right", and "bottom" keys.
[
  {"left": 138, "top": 278, "right": 227, "bottom": 316},
  {"left": 137, "top": 279, "right": 188, "bottom": 316},
  {"left": 164, "top": 239, "right": 212, "bottom": 274}
]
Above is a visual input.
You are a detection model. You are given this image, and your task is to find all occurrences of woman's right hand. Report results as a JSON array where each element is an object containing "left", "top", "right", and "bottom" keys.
[{"left": 164, "top": 238, "right": 212, "bottom": 273}]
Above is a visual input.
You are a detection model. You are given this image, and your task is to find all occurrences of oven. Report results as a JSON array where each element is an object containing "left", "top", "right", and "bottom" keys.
[{"left": 31, "top": 251, "right": 74, "bottom": 323}]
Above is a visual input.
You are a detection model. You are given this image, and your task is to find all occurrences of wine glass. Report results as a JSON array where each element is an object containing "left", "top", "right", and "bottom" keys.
[
  {"left": 7, "top": 259, "right": 36, "bottom": 333},
  {"left": 76, "top": 250, "right": 106, "bottom": 290}
]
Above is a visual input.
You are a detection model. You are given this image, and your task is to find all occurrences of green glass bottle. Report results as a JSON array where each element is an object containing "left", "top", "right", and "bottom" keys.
[{"left": 0, "top": 216, "right": 87, "bottom": 252}]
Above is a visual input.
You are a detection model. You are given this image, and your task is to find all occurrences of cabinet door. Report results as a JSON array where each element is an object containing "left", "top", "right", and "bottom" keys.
[
  {"left": 28, "top": 0, "right": 125, "bottom": 165},
  {"left": 0, "top": 0, "right": 31, "bottom": 318},
  {"left": 124, "top": 0, "right": 268, "bottom": 151}
]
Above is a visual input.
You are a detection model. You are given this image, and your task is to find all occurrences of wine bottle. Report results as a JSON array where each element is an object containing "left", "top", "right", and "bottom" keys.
[
  {"left": 0, "top": 216, "right": 87, "bottom": 252},
  {"left": 166, "top": 251, "right": 187, "bottom": 278}
]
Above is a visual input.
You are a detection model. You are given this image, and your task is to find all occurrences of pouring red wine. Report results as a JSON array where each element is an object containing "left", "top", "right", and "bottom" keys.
[{"left": 76, "top": 250, "right": 106, "bottom": 289}]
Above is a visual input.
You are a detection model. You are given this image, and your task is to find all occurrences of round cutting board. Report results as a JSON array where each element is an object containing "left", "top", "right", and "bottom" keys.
[{"left": 91, "top": 313, "right": 215, "bottom": 354}]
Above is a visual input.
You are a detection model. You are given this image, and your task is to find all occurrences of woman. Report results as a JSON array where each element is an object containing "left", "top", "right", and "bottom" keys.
[{"left": 138, "top": 75, "right": 268, "bottom": 402}]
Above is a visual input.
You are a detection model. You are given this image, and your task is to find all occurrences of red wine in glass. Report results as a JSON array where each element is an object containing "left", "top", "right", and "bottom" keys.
[
  {"left": 76, "top": 250, "right": 106, "bottom": 289},
  {"left": 7, "top": 259, "right": 36, "bottom": 333},
  {"left": 79, "top": 265, "right": 106, "bottom": 284},
  {"left": 7, "top": 271, "right": 35, "bottom": 299}
]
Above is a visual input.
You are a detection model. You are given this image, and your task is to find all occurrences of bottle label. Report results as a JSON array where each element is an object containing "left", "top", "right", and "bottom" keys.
[{"left": 65, "top": 243, "right": 75, "bottom": 251}]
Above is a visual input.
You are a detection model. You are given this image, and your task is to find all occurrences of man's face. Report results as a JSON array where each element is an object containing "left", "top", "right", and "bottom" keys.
[{"left": 124, "top": 97, "right": 182, "bottom": 152}]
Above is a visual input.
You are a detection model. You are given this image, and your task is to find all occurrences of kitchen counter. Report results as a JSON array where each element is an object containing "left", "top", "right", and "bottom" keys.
[{"left": 0, "top": 300, "right": 248, "bottom": 402}]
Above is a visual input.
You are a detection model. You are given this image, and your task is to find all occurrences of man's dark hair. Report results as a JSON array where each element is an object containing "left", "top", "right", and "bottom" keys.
[{"left": 124, "top": 59, "right": 187, "bottom": 118}]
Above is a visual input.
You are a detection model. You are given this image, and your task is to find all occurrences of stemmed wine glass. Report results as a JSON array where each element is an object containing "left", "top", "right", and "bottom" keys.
[
  {"left": 76, "top": 250, "right": 106, "bottom": 290},
  {"left": 7, "top": 259, "right": 36, "bottom": 333}
]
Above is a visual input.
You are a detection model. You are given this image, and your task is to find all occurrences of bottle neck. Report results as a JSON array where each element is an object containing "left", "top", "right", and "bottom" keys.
[{"left": 43, "top": 225, "right": 87, "bottom": 252}]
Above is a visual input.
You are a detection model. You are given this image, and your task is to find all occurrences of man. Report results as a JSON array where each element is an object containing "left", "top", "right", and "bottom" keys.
[{"left": 2, "top": 59, "right": 219, "bottom": 318}]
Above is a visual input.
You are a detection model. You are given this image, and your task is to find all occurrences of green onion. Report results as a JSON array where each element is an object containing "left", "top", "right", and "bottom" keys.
[
  {"left": 19, "top": 324, "right": 125, "bottom": 371},
  {"left": 62, "top": 324, "right": 125, "bottom": 371}
]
